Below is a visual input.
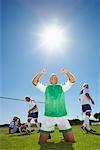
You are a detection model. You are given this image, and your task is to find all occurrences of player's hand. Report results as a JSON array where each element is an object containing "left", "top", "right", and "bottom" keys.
[
  {"left": 28, "top": 111, "right": 30, "bottom": 114},
  {"left": 40, "top": 68, "right": 47, "bottom": 75},
  {"left": 61, "top": 67, "right": 68, "bottom": 74}
]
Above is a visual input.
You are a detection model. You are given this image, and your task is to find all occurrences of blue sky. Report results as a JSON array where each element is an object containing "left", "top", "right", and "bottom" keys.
[{"left": 0, "top": 0, "right": 100, "bottom": 124}]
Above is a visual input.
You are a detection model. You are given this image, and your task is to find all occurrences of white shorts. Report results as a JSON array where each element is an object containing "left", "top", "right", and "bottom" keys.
[{"left": 40, "top": 116, "right": 72, "bottom": 133}]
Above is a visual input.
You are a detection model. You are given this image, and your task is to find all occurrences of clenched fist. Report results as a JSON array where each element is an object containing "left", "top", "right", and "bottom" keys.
[
  {"left": 40, "top": 68, "right": 47, "bottom": 75},
  {"left": 61, "top": 67, "right": 68, "bottom": 74}
]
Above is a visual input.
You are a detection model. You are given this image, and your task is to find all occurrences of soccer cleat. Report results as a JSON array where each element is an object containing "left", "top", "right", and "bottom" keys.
[{"left": 89, "top": 129, "right": 96, "bottom": 133}]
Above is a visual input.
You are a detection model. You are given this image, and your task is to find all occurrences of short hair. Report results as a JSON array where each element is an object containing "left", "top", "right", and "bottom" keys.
[
  {"left": 25, "top": 96, "right": 31, "bottom": 100},
  {"left": 50, "top": 73, "right": 57, "bottom": 78}
]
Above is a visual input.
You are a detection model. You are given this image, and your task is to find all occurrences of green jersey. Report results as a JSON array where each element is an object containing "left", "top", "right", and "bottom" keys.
[{"left": 44, "top": 84, "right": 67, "bottom": 117}]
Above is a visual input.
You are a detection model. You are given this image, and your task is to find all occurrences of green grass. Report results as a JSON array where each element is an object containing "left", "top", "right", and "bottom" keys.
[{"left": 0, "top": 125, "right": 100, "bottom": 150}]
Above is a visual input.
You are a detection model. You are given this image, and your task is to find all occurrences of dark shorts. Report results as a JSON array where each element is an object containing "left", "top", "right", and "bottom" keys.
[
  {"left": 82, "top": 104, "right": 91, "bottom": 112},
  {"left": 28, "top": 112, "right": 38, "bottom": 118}
]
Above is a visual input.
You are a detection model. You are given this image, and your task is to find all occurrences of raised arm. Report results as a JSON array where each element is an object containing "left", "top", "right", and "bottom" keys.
[
  {"left": 61, "top": 67, "right": 76, "bottom": 83},
  {"left": 32, "top": 68, "right": 47, "bottom": 86}
]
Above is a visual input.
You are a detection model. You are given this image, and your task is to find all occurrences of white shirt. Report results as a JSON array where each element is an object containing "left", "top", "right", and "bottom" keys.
[
  {"left": 36, "top": 80, "right": 73, "bottom": 93},
  {"left": 80, "top": 88, "right": 90, "bottom": 105},
  {"left": 9, "top": 120, "right": 18, "bottom": 133},
  {"left": 28, "top": 100, "right": 38, "bottom": 113}
]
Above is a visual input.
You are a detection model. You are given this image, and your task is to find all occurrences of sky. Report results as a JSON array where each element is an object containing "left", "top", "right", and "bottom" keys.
[{"left": 0, "top": 0, "right": 100, "bottom": 124}]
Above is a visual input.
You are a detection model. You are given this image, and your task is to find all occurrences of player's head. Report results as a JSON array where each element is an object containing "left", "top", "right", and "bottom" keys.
[
  {"left": 50, "top": 73, "right": 58, "bottom": 84},
  {"left": 13, "top": 116, "right": 17, "bottom": 121},
  {"left": 25, "top": 96, "right": 31, "bottom": 102},
  {"left": 83, "top": 83, "right": 89, "bottom": 89}
]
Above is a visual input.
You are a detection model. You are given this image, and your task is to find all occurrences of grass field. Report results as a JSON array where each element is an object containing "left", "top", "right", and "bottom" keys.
[{"left": 0, "top": 125, "right": 100, "bottom": 150}]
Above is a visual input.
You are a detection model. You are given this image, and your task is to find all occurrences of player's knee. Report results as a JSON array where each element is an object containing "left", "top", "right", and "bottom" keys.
[
  {"left": 67, "top": 137, "right": 75, "bottom": 143},
  {"left": 86, "top": 111, "right": 91, "bottom": 117},
  {"left": 38, "top": 133, "right": 48, "bottom": 144},
  {"left": 63, "top": 132, "right": 75, "bottom": 143}
]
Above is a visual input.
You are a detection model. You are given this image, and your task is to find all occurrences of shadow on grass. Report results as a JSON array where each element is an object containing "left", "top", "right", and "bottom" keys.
[
  {"left": 8, "top": 133, "right": 31, "bottom": 137},
  {"left": 89, "top": 132, "right": 100, "bottom": 136},
  {"left": 17, "top": 133, "right": 30, "bottom": 136},
  {"left": 39, "top": 142, "right": 75, "bottom": 150}
]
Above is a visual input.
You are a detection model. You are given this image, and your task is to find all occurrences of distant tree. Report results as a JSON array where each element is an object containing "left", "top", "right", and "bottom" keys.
[{"left": 94, "top": 113, "right": 100, "bottom": 122}]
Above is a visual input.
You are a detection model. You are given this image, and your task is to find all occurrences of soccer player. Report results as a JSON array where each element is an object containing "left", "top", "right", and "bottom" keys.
[
  {"left": 32, "top": 67, "right": 76, "bottom": 143},
  {"left": 9, "top": 116, "right": 20, "bottom": 134},
  {"left": 25, "top": 96, "right": 40, "bottom": 132},
  {"left": 80, "top": 83, "right": 95, "bottom": 133}
]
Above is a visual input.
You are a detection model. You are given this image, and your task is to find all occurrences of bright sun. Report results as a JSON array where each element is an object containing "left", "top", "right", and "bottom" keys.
[{"left": 39, "top": 24, "right": 66, "bottom": 51}]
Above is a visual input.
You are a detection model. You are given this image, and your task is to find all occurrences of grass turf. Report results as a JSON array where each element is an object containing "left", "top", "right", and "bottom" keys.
[{"left": 0, "top": 125, "right": 100, "bottom": 150}]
